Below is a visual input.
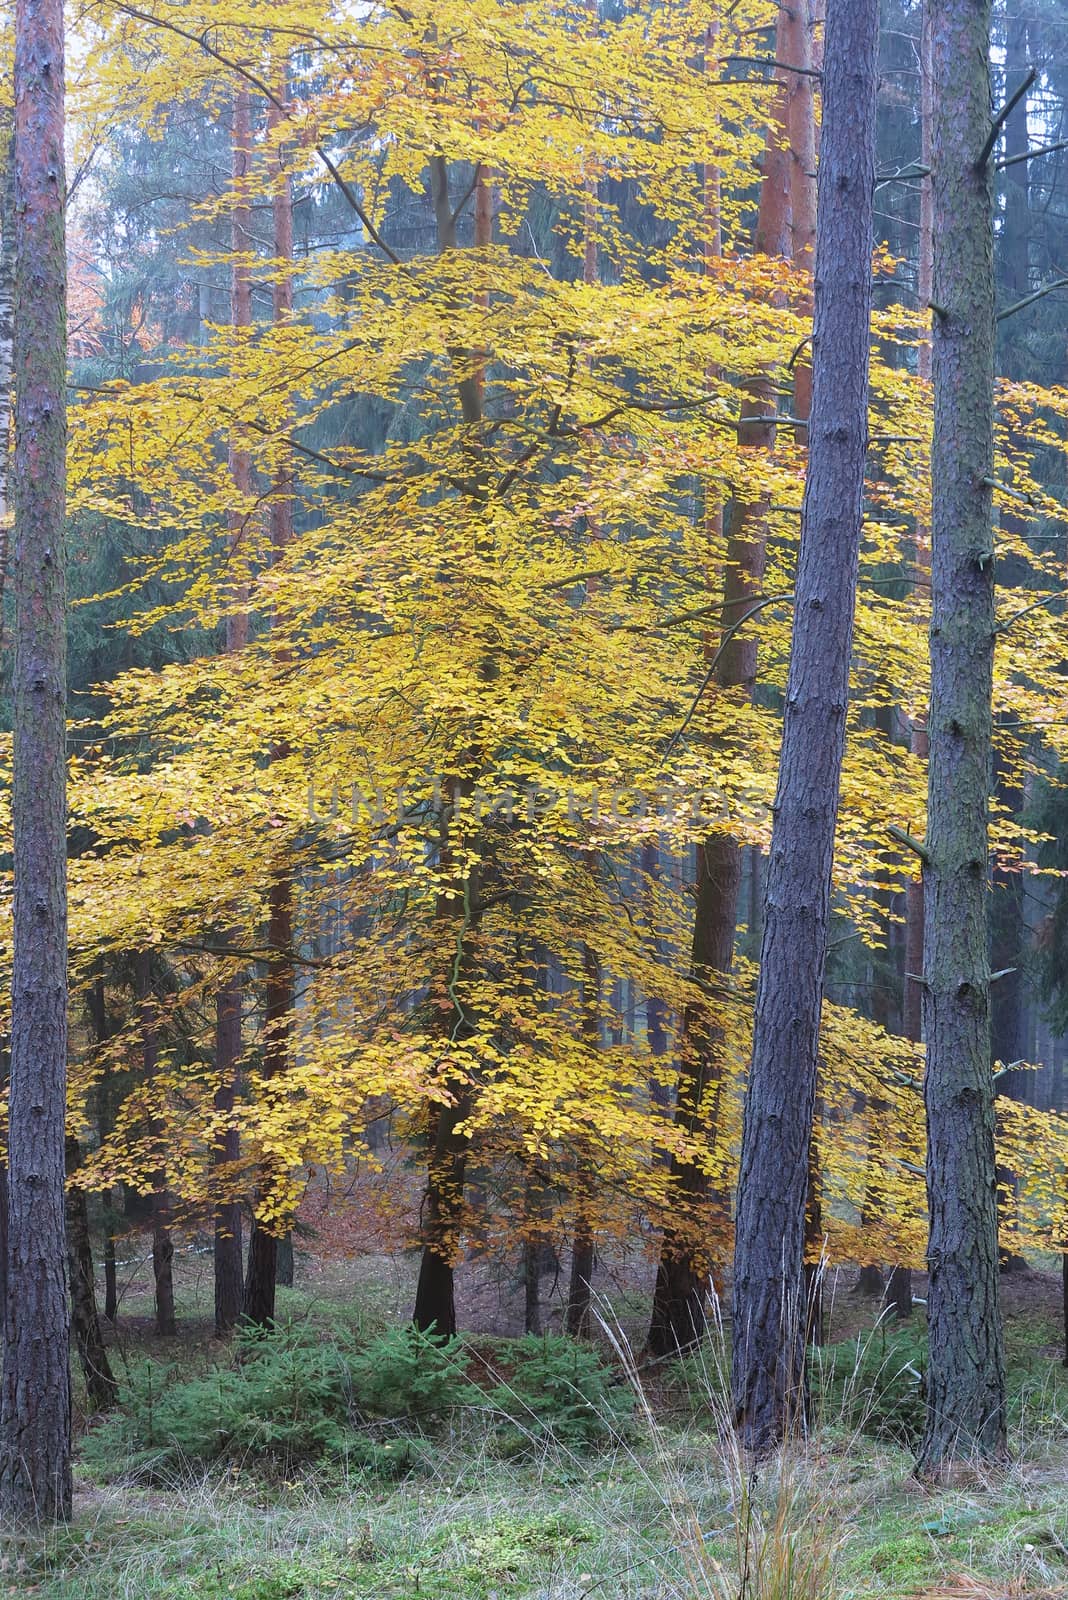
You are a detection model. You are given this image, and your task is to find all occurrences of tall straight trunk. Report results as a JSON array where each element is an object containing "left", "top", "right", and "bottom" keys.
[
  {"left": 215, "top": 89, "right": 252, "bottom": 1329},
  {"left": 412, "top": 150, "right": 494, "bottom": 1335},
  {"left": 890, "top": 9, "right": 936, "bottom": 1327},
  {"left": 916, "top": 0, "right": 1006, "bottom": 1473},
  {"left": 0, "top": 134, "right": 14, "bottom": 655},
  {"left": 65, "top": 1137, "right": 118, "bottom": 1412},
  {"left": 646, "top": 1, "right": 810, "bottom": 1358},
  {"left": 1, "top": 0, "right": 72, "bottom": 1521},
  {"left": 213, "top": 976, "right": 244, "bottom": 1336},
  {"left": 243, "top": 83, "right": 298, "bottom": 1331},
  {"left": 731, "top": 0, "right": 878, "bottom": 1453}
]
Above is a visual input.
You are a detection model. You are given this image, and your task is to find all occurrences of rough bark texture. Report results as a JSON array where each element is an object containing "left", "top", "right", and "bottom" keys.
[
  {"left": 892, "top": 8, "right": 935, "bottom": 1329},
  {"left": 0, "top": 134, "right": 14, "bottom": 654},
  {"left": 65, "top": 1137, "right": 118, "bottom": 1412},
  {"left": 1, "top": 0, "right": 72, "bottom": 1523},
  {"left": 730, "top": 0, "right": 877, "bottom": 1453},
  {"left": 646, "top": 0, "right": 809, "bottom": 1359},
  {"left": 917, "top": 0, "right": 1006, "bottom": 1473}
]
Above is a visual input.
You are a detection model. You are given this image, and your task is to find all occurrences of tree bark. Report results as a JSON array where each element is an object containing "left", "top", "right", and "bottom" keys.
[
  {"left": 916, "top": 0, "right": 1007, "bottom": 1474},
  {"left": 892, "top": 6, "right": 936, "bottom": 1328},
  {"left": 65, "top": 1137, "right": 118, "bottom": 1412},
  {"left": 1, "top": 0, "right": 72, "bottom": 1522},
  {"left": 0, "top": 133, "right": 14, "bottom": 656},
  {"left": 731, "top": 0, "right": 878, "bottom": 1453},
  {"left": 646, "top": 0, "right": 811, "bottom": 1359}
]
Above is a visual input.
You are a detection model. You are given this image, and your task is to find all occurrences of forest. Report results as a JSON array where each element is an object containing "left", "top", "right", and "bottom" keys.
[{"left": 3, "top": 0, "right": 1068, "bottom": 1594}]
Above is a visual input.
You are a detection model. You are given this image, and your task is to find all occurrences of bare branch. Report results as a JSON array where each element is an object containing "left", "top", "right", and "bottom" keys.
[{"left": 977, "top": 67, "right": 1036, "bottom": 169}]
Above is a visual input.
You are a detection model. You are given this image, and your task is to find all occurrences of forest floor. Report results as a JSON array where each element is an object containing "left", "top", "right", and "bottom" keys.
[{"left": 2, "top": 1254, "right": 1067, "bottom": 1600}]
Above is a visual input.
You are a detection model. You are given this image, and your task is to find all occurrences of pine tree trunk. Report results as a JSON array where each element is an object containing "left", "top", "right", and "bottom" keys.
[
  {"left": 893, "top": 9, "right": 935, "bottom": 1328},
  {"left": 0, "top": 134, "right": 14, "bottom": 652},
  {"left": 916, "top": 0, "right": 1006, "bottom": 1473},
  {"left": 1, "top": 0, "right": 72, "bottom": 1521},
  {"left": 65, "top": 1137, "right": 118, "bottom": 1412},
  {"left": 731, "top": 0, "right": 878, "bottom": 1453},
  {"left": 647, "top": 0, "right": 811, "bottom": 1359}
]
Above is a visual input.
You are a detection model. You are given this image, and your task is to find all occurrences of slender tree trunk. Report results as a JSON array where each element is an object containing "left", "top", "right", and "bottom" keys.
[
  {"left": 731, "top": 0, "right": 878, "bottom": 1452},
  {"left": 0, "top": 133, "right": 14, "bottom": 656},
  {"left": 244, "top": 81, "right": 300, "bottom": 1330},
  {"left": 412, "top": 779, "right": 479, "bottom": 1337},
  {"left": 86, "top": 972, "right": 120, "bottom": 1327},
  {"left": 213, "top": 976, "right": 243, "bottom": 1336},
  {"left": 1, "top": 0, "right": 72, "bottom": 1520},
  {"left": 647, "top": 1, "right": 810, "bottom": 1358},
  {"left": 136, "top": 954, "right": 176, "bottom": 1337},
  {"left": 65, "top": 1137, "right": 118, "bottom": 1412},
  {"left": 916, "top": 0, "right": 1006, "bottom": 1473},
  {"left": 412, "top": 148, "right": 495, "bottom": 1333},
  {"left": 244, "top": 874, "right": 293, "bottom": 1329},
  {"left": 891, "top": 8, "right": 936, "bottom": 1328},
  {"left": 103, "top": 1225, "right": 117, "bottom": 1324}
]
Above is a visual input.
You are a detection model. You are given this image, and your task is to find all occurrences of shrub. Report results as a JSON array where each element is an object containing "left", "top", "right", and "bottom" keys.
[
  {"left": 481, "top": 1334, "right": 632, "bottom": 1450},
  {"left": 347, "top": 1323, "right": 480, "bottom": 1421}
]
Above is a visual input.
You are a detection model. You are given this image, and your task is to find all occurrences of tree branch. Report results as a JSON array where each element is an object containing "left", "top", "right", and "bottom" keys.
[
  {"left": 662, "top": 594, "right": 795, "bottom": 756},
  {"left": 109, "top": 1, "right": 403, "bottom": 265},
  {"left": 977, "top": 67, "right": 1036, "bottom": 169},
  {"left": 997, "top": 136, "right": 1068, "bottom": 171},
  {"left": 995, "top": 589, "right": 1064, "bottom": 634},
  {"left": 887, "top": 823, "right": 930, "bottom": 865},
  {"left": 996, "top": 275, "right": 1068, "bottom": 322}
]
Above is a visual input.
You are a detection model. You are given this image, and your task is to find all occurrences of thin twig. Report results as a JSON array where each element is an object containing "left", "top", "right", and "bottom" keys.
[{"left": 662, "top": 594, "right": 795, "bottom": 757}]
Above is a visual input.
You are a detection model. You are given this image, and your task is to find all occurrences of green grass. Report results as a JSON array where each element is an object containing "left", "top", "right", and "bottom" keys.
[{"left": 7, "top": 1276, "right": 1068, "bottom": 1600}]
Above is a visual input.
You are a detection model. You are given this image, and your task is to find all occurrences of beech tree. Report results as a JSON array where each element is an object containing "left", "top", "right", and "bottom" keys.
[
  {"left": 731, "top": 0, "right": 879, "bottom": 1452},
  {"left": 1, "top": 0, "right": 72, "bottom": 1522},
  {"left": 916, "top": 0, "right": 1006, "bottom": 1472}
]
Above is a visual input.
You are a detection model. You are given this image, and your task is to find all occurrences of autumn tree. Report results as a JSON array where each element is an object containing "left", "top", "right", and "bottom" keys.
[
  {"left": 1, "top": 0, "right": 72, "bottom": 1522},
  {"left": 731, "top": 0, "right": 879, "bottom": 1452}
]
